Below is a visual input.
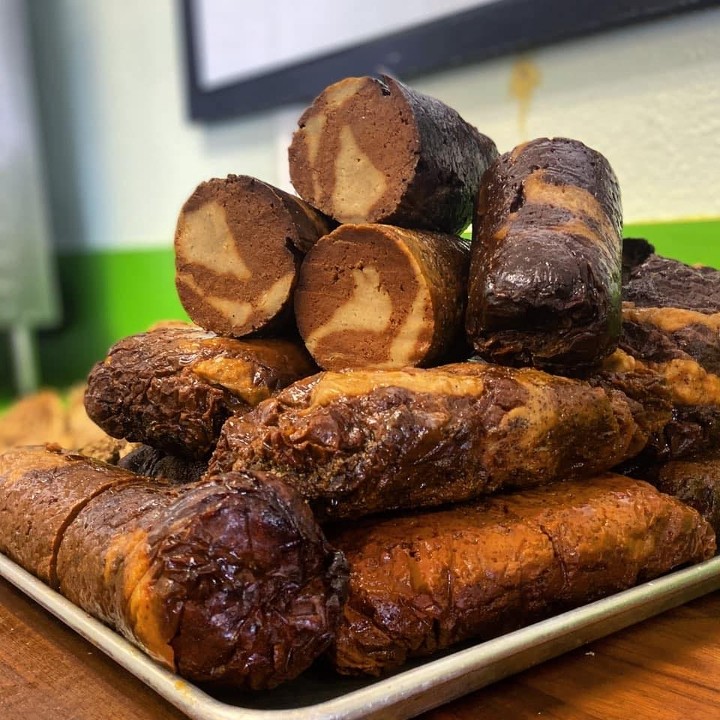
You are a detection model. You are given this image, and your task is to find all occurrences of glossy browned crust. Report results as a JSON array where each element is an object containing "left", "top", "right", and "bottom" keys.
[
  {"left": 117, "top": 445, "right": 207, "bottom": 484},
  {"left": 84, "top": 326, "right": 317, "bottom": 458},
  {"left": 329, "top": 473, "right": 715, "bottom": 676},
  {"left": 0, "top": 446, "right": 348, "bottom": 689},
  {"left": 58, "top": 470, "right": 348, "bottom": 689},
  {"left": 617, "top": 249, "right": 720, "bottom": 463},
  {"left": 294, "top": 224, "right": 471, "bottom": 369},
  {"left": 592, "top": 353, "right": 720, "bottom": 472},
  {"left": 175, "top": 175, "right": 334, "bottom": 337},
  {"left": 288, "top": 75, "right": 497, "bottom": 234},
  {"left": 656, "top": 406, "right": 720, "bottom": 462},
  {"left": 208, "top": 363, "right": 653, "bottom": 520},
  {"left": 655, "top": 455, "right": 720, "bottom": 538},
  {"left": 588, "top": 362, "right": 673, "bottom": 443},
  {"left": 466, "top": 137, "right": 622, "bottom": 373},
  {"left": 0, "top": 446, "right": 140, "bottom": 584}
]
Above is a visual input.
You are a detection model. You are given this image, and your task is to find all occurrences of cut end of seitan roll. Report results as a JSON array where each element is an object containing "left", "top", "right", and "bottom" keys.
[
  {"left": 288, "top": 75, "right": 497, "bottom": 234},
  {"left": 294, "top": 223, "right": 470, "bottom": 370},
  {"left": 175, "top": 174, "right": 334, "bottom": 337},
  {"left": 60, "top": 471, "right": 349, "bottom": 689}
]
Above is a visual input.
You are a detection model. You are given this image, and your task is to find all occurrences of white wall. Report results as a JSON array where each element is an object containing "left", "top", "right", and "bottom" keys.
[{"left": 29, "top": 1, "right": 720, "bottom": 252}]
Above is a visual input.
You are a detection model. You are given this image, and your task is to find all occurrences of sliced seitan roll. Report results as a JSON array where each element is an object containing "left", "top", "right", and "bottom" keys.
[
  {"left": 288, "top": 75, "right": 497, "bottom": 234},
  {"left": 175, "top": 174, "right": 334, "bottom": 337},
  {"left": 294, "top": 223, "right": 471, "bottom": 369}
]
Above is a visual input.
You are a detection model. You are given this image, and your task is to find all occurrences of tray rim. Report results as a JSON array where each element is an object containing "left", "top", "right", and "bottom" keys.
[{"left": 2, "top": 551, "right": 719, "bottom": 720}]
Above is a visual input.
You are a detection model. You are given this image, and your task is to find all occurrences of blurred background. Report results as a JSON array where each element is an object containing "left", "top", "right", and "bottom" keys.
[{"left": 1, "top": 0, "right": 719, "bottom": 400}]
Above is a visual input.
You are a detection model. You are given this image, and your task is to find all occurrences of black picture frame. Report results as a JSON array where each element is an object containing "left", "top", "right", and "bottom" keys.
[{"left": 181, "top": 0, "right": 719, "bottom": 122}]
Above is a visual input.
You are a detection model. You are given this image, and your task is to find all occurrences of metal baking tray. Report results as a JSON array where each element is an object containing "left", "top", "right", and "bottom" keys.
[{"left": 2, "top": 551, "right": 719, "bottom": 720}]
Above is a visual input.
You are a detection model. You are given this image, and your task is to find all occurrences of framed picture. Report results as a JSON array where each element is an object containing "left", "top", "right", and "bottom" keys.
[{"left": 181, "top": 0, "right": 717, "bottom": 121}]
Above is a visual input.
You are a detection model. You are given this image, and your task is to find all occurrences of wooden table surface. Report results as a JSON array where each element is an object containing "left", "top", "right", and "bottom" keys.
[{"left": 1, "top": 576, "right": 719, "bottom": 720}]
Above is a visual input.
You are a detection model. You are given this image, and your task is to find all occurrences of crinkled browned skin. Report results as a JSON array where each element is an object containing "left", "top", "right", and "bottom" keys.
[
  {"left": 623, "top": 243, "right": 720, "bottom": 313},
  {"left": 616, "top": 306, "right": 720, "bottom": 463},
  {"left": 466, "top": 138, "right": 622, "bottom": 374},
  {"left": 328, "top": 473, "right": 715, "bottom": 676},
  {"left": 588, "top": 359, "right": 673, "bottom": 443},
  {"left": 603, "top": 333, "right": 720, "bottom": 466},
  {"left": 84, "top": 326, "right": 317, "bottom": 459},
  {"left": 0, "top": 445, "right": 348, "bottom": 690},
  {"left": 655, "top": 454, "right": 720, "bottom": 539},
  {"left": 616, "top": 244, "right": 720, "bottom": 464},
  {"left": 620, "top": 304, "right": 720, "bottom": 376},
  {"left": 208, "top": 362, "right": 655, "bottom": 520}
]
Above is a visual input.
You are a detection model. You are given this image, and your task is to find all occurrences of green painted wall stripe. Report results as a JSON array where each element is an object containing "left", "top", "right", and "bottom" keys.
[
  {"left": 624, "top": 218, "right": 720, "bottom": 267},
  {"left": 36, "top": 249, "right": 188, "bottom": 390},
  {"left": 2, "top": 217, "right": 718, "bottom": 398}
]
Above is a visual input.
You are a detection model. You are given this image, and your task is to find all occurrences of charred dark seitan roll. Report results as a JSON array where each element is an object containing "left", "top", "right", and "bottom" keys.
[
  {"left": 623, "top": 242, "right": 720, "bottom": 313},
  {"left": 466, "top": 137, "right": 623, "bottom": 373}
]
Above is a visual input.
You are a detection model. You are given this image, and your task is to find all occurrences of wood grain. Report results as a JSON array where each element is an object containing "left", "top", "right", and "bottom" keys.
[
  {"left": 0, "top": 578, "right": 185, "bottom": 720},
  {"left": 423, "top": 591, "right": 720, "bottom": 720},
  {"left": 1, "top": 576, "right": 718, "bottom": 720}
]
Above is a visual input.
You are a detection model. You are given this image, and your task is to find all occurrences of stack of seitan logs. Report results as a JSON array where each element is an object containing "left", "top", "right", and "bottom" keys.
[{"left": 0, "top": 75, "right": 718, "bottom": 692}]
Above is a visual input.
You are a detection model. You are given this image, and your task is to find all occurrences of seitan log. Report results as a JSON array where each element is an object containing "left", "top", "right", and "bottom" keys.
[
  {"left": 466, "top": 137, "right": 623, "bottom": 373},
  {"left": 0, "top": 445, "right": 348, "bottom": 690},
  {"left": 84, "top": 326, "right": 317, "bottom": 459},
  {"left": 288, "top": 75, "right": 497, "bottom": 234},
  {"left": 329, "top": 473, "right": 715, "bottom": 675},
  {"left": 208, "top": 362, "right": 664, "bottom": 520}
]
